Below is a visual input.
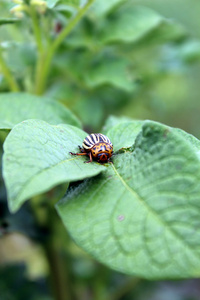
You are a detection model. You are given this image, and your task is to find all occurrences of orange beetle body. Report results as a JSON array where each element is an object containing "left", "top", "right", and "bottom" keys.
[{"left": 70, "top": 133, "right": 113, "bottom": 163}]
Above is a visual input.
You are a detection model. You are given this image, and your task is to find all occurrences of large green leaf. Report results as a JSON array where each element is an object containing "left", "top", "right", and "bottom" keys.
[
  {"left": 3, "top": 120, "right": 106, "bottom": 212},
  {"left": 174, "top": 128, "right": 200, "bottom": 152},
  {"left": 0, "top": 93, "right": 81, "bottom": 130},
  {"left": 57, "top": 121, "right": 200, "bottom": 279}
]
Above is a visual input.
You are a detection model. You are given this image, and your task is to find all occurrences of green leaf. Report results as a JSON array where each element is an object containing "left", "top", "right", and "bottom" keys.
[
  {"left": 0, "top": 18, "right": 19, "bottom": 26},
  {"left": 106, "top": 120, "right": 143, "bottom": 151},
  {"left": 84, "top": 57, "right": 136, "bottom": 92},
  {"left": 72, "top": 95, "right": 105, "bottom": 130},
  {"left": 65, "top": 20, "right": 96, "bottom": 49},
  {"left": 57, "top": 121, "right": 200, "bottom": 279},
  {"left": 174, "top": 128, "right": 200, "bottom": 153},
  {"left": 3, "top": 120, "right": 106, "bottom": 212},
  {"left": 4, "top": 43, "right": 36, "bottom": 75},
  {"left": 90, "top": 0, "right": 125, "bottom": 18},
  {"left": 0, "top": 93, "right": 81, "bottom": 130},
  {"left": 101, "top": 5, "right": 165, "bottom": 44},
  {"left": 45, "top": 0, "right": 59, "bottom": 9},
  {"left": 65, "top": 0, "right": 80, "bottom": 7},
  {"left": 103, "top": 115, "right": 139, "bottom": 134},
  {"left": 146, "top": 19, "right": 186, "bottom": 44},
  {"left": 174, "top": 40, "right": 200, "bottom": 63}
]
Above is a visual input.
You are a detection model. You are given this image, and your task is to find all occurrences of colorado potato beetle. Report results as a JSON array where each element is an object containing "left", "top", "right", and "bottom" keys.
[{"left": 70, "top": 133, "right": 113, "bottom": 163}]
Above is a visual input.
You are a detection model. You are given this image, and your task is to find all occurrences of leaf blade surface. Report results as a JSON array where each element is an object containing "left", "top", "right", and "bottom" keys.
[
  {"left": 0, "top": 93, "right": 81, "bottom": 130},
  {"left": 57, "top": 121, "right": 200, "bottom": 279},
  {"left": 3, "top": 120, "right": 105, "bottom": 212}
]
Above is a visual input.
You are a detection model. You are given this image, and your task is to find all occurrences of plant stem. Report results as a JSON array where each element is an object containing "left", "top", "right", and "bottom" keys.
[
  {"left": 44, "top": 229, "right": 72, "bottom": 300},
  {"left": 45, "top": 190, "right": 73, "bottom": 300},
  {"left": 28, "top": 6, "right": 43, "bottom": 54},
  {"left": 28, "top": 5, "right": 45, "bottom": 94},
  {"left": 31, "top": 190, "right": 73, "bottom": 300},
  {"left": 35, "top": 0, "right": 95, "bottom": 95},
  {"left": 108, "top": 277, "right": 141, "bottom": 300},
  {"left": 0, "top": 50, "right": 20, "bottom": 92}
]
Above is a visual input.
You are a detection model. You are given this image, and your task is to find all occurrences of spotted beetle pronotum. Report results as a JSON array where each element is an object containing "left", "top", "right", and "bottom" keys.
[{"left": 70, "top": 133, "right": 113, "bottom": 163}]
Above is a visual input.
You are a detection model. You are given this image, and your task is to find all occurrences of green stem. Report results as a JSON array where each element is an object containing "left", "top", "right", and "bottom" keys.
[
  {"left": 108, "top": 277, "right": 141, "bottom": 300},
  {"left": 29, "top": 6, "right": 43, "bottom": 54},
  {"left": 35, "top": 0, "right": 95, "bottom": 95},
  {"left": 44, "top": 228, "right": 72, "bottom": 300},
  {"left": 35, "top": 52, "right": 46, "bottom": 94},
  {"left": 31, "top": 192, "right": 73, "bottom": 300},
  {"left": 28, "top": 6, "right": 45, "bottom": 94},
  {"left": 0, "top": 50, "right": 20, "bottom": 92}
]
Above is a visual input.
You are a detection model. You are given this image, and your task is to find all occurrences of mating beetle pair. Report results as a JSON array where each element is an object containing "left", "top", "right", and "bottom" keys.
[{"left": 70, "top": 133, "right": 113, "bottom": 163}]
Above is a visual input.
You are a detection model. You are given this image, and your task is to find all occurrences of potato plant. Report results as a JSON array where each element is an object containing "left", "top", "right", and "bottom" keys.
[{"left": 1, "top": 0, "right": 200, "bottom": 299}]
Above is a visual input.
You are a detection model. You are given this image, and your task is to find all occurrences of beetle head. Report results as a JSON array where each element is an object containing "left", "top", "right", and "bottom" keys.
[{"left": 97, "top": 153, "right": 109, "bottom": 163}]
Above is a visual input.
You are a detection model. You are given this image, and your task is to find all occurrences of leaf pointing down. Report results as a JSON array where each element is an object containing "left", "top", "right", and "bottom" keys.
[
  {"left": 57, "top": 121, "right": 200, "bottom": 279},
  {"left": 3, "top": 120, "right": 105, "bottom": 212}
]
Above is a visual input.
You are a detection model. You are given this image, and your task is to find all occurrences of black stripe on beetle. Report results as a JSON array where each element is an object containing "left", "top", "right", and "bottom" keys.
[
  {"left": 89, "top": 134, "right": 96, "bottom": 144},
  {"left": 70, "top": 133, "right": 113, "bottom": 163},
  {"left": 83, "top": 139, "right": 92, "bottom": 148}
]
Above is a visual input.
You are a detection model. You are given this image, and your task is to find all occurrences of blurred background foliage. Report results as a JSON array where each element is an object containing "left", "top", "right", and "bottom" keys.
[
  {"left": 1, "top": 0, "right": 200, "bottom": 299},
  {"left": 0, "top": 0, "right": 200, "bottom": 134}
]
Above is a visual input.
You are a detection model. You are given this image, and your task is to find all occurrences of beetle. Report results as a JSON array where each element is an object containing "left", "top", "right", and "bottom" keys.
[{"left": 70, "top": 133, "right": 113, "bottom": 163}]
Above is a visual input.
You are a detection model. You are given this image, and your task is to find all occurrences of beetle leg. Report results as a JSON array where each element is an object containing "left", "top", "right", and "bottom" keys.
[
  {"left": 70, "top": 145, "right": 87, "bottom": 156},
  {"left": 84, "top": 151, "right": 93, "bottom": 163},
  {"left": 89, "top": 152, "right": 93, "bottom": 162},
  {"left": 69, "top": 152, "right": 88, "bottom": 156},
  {"left": 78, "top": 145, "right": 85, "bottom": 152}
]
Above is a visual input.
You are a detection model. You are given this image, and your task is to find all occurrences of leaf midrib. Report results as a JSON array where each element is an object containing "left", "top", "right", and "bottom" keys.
[{"left": 111, "top": 163, "right": 200, "bottom": 265}]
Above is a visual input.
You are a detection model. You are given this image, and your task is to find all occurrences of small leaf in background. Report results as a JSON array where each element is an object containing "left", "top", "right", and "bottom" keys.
[
  {"left": 90, "top": 0, "right": 125, "bottom": 18},
  {"left": 171, "top": 40, "right": 200, "bottom": 63},
  {"left": 0, "top": 93, "right": 81, "bottom": 130},
  {"left": 64, "top": 0, "right": 80, "bottom": 7},
  {"left": 134, "top": 0, "right": 200, "bottom": 39},
  {"left": 53, "top": 50, "right": 137, "bottom": 92},
  {"left": 146, "top": 19, "right": 186, "bottom": 44},
  {"left": 101, "top": 5, "right": 165, "bottom": 44},
  {"left": 54, "top": 4, "right": 77, "bottom": 22},
  {"left": 1, "top": 43, "right": 37, "bottom": 86},
  {"left": 72, "top": 95, "right": 105, "bottom": 131},
  {"left": 44, "top": 0, "right": 60, "bottom": 9},
  {"left": 57, "top": 120, "right": 200, "bottom": 279},
  {"left": 65, "top": 19, "right": 96, "bottom": 49},
  {"left": 84, "top": 57, "right": 136, "bottom": 92},
  {"left": 0, "top": 18, "right": 19, "bottom": 26},
  {"left": 3, "top": 120, "right": 106, "bottom": 212}
]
